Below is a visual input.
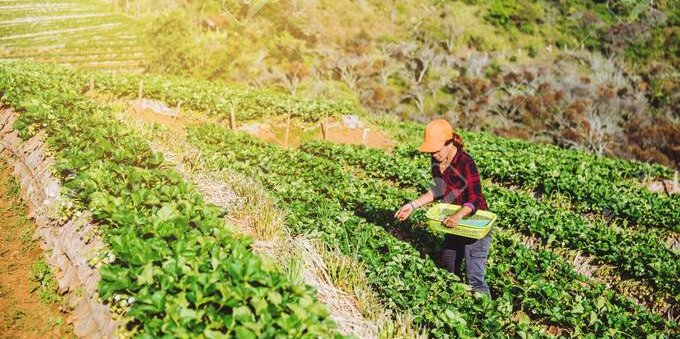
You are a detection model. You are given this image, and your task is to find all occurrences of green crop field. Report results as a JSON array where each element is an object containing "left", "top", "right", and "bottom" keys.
[
  {"left": 0, "top": 0, "right": 678, "bottom": 338},
  {"left": 1, "top": 61, "right": 677, "bottom": 338}
]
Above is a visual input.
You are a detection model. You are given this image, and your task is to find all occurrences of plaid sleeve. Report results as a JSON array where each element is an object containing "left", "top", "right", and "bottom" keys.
[{"left": 462, "top": 157, "right": 483, "bottom": 216}]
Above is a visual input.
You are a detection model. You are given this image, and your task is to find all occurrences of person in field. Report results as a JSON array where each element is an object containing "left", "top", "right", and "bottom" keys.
[{"left": 394, "top": 119, "right": 492, "bottom": 298}]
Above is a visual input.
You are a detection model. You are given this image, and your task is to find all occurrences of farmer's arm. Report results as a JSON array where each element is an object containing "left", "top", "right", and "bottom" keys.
[
  {"left": 394, "top": 190, "right": 435, "bottom": 221},
  {"left": 461, "top": 157, "right": 484, "bottom": 215},
  {"left": 410, "top": 190, "right": 435, "bottom": 209},
  {"left": 443, "top": 159, "right": 482, "bottom": 227},
  {"left": 443, "top": 205, "right": 473, "bottom": 227}
]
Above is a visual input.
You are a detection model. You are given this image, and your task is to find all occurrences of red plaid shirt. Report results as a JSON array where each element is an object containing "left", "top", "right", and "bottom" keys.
[{"left": 431, "top": 149, "right": 488, "bottom": 214}]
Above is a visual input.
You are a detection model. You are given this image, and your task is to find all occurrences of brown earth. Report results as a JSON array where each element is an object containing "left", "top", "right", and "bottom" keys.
[
  {"left": 317, "top": 117, "right": 393, "bottom": 150},
  {"left": 130, "top": 100, "right": 188, "bottom": 135},
  {"left": 247, "top": 116, "right": 393, "bottom": 151},
  {"left": 0, "top": 164, "right": 73, "bottom": 338},
  {"left": 119, "top": 95, "right": 394, "bottom": 151}
]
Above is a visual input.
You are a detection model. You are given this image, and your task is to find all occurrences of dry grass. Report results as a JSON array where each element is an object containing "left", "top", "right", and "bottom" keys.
[
  {"left": 287, "top": 236, "right": 427, "bottom": 339},
  {"left": 218, "top": 172, "right": 286, "bottom": 240}
]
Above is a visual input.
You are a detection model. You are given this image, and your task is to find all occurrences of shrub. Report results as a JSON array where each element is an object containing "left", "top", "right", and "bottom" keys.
[
  {"left": 146, "top": 10, "right": 202, "bottom": 76},
  {"left": 483, "top": 0, "right": 543, "bottom": 33},
  {"left": 602, "top": 22, "right": 651, "bottom": 55},
  {"left": 464, "top": 33, "right": 499, "bottom": 51},
  {"left": 483, "top": 61, "right": 502, "bottom": 78},
  {"left": 527, "top": 44, "right": 538, "bottom": 58},
  {"left": 625, "top": 114, "right": 680, "bottom": 167}
]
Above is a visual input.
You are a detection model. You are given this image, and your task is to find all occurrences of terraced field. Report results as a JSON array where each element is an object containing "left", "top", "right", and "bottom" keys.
[{"left": 0, "top": 0, "right": 146, "bottom": 72}]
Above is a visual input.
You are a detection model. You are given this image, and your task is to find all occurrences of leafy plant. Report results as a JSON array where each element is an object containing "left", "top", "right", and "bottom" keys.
[
  {"left": 483, "top": 0, "right": 543, "bottom": 34},
  {"left": 0, "top": 62, "right": 341, "bottom": 338},
  {"left": 30, "top": 258, "right": 60, "bottom": 305},
  {"left": 301, "top": 140, "right": 680, "bottom": 298},
  {"left": 189, "top": 124, "right": 678, "bottom": 338}
]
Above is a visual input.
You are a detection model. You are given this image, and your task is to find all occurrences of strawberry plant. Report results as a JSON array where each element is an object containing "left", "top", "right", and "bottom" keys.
[
  {"left": 0, "top": 62, "right": 341, "bottom": 338},
  {"left": 85, "top": 70, "right": 357, "bottom": 122},
  {"left": 301, "top": 141, "right": 680, "bottom": 298},
  {"left": 189, "top": 125, "right": 678, "bottom": 338}
]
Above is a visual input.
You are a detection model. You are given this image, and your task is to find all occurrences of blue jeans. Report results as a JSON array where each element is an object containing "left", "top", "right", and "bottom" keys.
[{"left": 440, "top": 228, "right": 492, "bottom": 297}]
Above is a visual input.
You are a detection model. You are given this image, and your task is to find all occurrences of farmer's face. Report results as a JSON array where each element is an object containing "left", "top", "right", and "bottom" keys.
[{"left": 431, "top": 144, "right": 451, "bottom": 163}]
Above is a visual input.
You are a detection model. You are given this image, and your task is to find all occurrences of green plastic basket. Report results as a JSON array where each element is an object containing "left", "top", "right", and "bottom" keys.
[{"left": 425, "top": 203, "right": 496, "bottom": 239}]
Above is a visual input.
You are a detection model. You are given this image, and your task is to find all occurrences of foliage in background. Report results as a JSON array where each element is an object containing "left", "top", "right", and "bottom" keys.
[{"left": 118, "top": 0, "right": 679, "bottom": 168}]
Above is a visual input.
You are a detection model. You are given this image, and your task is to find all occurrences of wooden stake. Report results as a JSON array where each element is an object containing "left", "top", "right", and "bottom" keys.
[
  {"left": 137, "top": 80, "right": 144, "bottom": 112},
  {"left": 320, "top": 121, "right": 326, "bottom": 140},
  {"left": 229, "top": 104, "right": 236, "bottom": 130},
  {"left": 362, "top": 128, "right": 369, "bottom": 145},
  {"left": 175, "top": 100, "right": 182, "bottom": 118},
  {"left": 284, "top": 111, "right": 291, "bottom": 148}
]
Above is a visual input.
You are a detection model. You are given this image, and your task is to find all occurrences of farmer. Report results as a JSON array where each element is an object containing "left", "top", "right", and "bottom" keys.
[{"left": 394, "top": 119, "right": 491, "bottom": 298}]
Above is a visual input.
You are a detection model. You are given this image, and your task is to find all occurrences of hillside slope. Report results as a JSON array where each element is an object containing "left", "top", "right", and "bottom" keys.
[{"left": 117, "top": 0, "right": 680, "bottom": 168}]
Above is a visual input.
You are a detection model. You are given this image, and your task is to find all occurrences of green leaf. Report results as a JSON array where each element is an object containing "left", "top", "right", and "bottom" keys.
[
  {"left": 234, "top": 327, "right": 256, "bottom": 339},
  {"left": 136, "top": 262, "right": 154, "bottom": 286},
  {"left": 157, "top": 203, "right": 179, "bottom": 221}
]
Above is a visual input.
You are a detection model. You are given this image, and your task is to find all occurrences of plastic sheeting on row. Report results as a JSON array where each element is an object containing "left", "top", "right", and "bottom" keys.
[{"left": 0, "top": 107, "right": 118, "bottom": 338}]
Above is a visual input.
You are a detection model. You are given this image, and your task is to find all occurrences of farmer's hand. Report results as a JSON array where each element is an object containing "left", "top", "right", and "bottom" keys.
[
  {"left": 443, "top": 214, "right": 461, "bottom": 228},
  {"left": 394, "top": 203, "right": 415, "bottom": 221}
]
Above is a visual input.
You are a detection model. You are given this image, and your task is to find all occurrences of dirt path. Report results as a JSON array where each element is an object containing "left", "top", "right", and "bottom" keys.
[
  {"left": 0, "top": 163, "right": 73, "bottom": 338},
  {"left": 113, "top": 95, "right": 394, "bottom": 151}
]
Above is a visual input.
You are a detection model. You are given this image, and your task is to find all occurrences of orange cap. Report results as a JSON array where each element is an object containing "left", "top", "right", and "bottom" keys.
[{"left": 418, "top": 119, "right": 453, "bottom": 152}]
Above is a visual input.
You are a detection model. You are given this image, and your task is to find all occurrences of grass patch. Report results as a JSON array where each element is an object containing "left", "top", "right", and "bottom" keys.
[
  {"left": 29, "top": 258, "right": 61, "bottom": 305},
  {"left": 316, "top": 242, "right": 426, "bottom": 338},
  {"left": 223, "top": 172, "right": 287, "bottom": 240},
  {"left": 19, "top": 218, "right": 35, "bottom": 254}
]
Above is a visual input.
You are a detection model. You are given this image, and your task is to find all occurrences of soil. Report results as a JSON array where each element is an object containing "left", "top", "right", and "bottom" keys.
[
  {"left": 246, "top": 116, "right": 394, "bottom": 151},
  {"left": 0, "top": 164, "right": 73, "bottom": 338},
  {"left": 318, "top": 117, "right": 393, "bottom": 150},
  {"left": 130, "top": 100, "right": 187, "bottom": 135},
  {"left": 122, "top": 95, "right": 395, "bottom": 151}
]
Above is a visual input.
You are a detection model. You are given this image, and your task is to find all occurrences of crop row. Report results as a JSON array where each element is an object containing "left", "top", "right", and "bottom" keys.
[
  {"left": 0, "top": 16, "right": 121, "bottom": 37},
  {"left": 17, "top": 61, "right": 674, "bottom": 235},
  {"left": 0, "top": 26, "right": 133, "bottom": 48},
  {"left": 0, "top": 62, "right": 356, "bottom": 122},
  {"left": 84, "top": 72, "right": 357, "bottom": 122},
  {"left": 78, "top": 63, "right": 679, "bottom": 232},
  {"left": 301, "top": 141, "right": 679, "bottom": 298},
  {"left": 188, "top": 124, "right": 677, "bottom": 338},
  {"left": 0, "top": 62, "right": 341, "bottom": 338},
  {"left": 0, "top": 9, "right": 102, "bottom": 21},
  {"left": 394, "top": 123, "right": 679, "bottom": 232},
  {"left": 1, "top": 48, "right": 146, "bottom": 59}
]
